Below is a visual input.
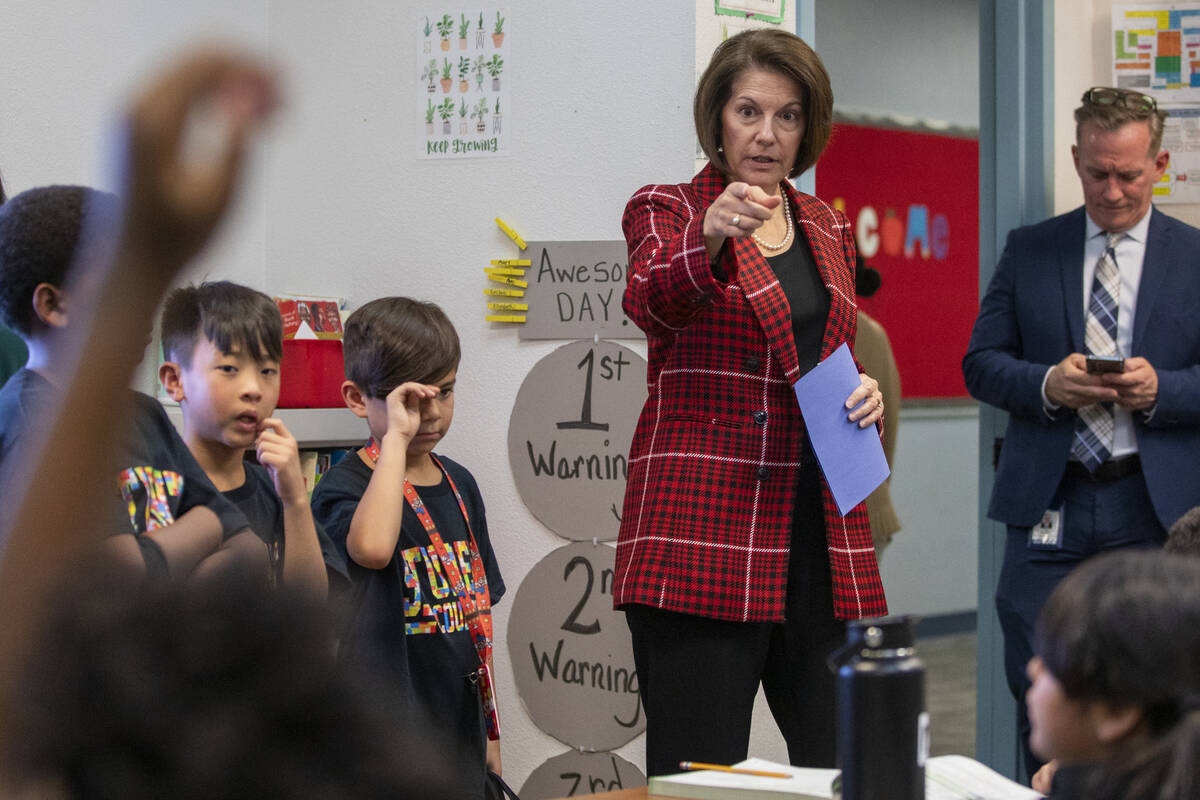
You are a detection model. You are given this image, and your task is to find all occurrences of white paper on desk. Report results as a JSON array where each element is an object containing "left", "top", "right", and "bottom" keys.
[
  {"left": 925, "top": 755, "right": 1043, "bottom": 799},
  {"left": 792, "top": 342, "right": 890, "bottom": 516},
  {"left": 649, "top": 757, "right": 837, "bottom": 798}
]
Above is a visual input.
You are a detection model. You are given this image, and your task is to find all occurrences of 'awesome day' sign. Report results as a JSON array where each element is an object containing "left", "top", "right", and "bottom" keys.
[{"left": 518, "top": 241, "right": 644, "bottom": 340}]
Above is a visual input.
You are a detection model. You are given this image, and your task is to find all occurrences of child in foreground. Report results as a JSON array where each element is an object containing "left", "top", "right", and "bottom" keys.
[
  {"left": 1026, "top": 549, "right": 1200, "bottom": 799},
  {"left": 310, "top": 297, "right": 504, "bottom": 800},
  {"left": 159, "top": 281, "right": 328, "bottom": 599}
]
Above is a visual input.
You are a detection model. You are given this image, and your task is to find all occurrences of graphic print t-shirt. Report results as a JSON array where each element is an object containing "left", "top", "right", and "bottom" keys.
[
  {"left": 0, "top": 369, "right": 248, "bottom": 541},
  {"left": 312, "top": 451, "right": 505, "bottom": 800}
]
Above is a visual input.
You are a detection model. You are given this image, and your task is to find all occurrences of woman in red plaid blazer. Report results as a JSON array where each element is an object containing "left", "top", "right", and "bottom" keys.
[{"left": 615, "top": 29, "right": 888, "bottom": 776}]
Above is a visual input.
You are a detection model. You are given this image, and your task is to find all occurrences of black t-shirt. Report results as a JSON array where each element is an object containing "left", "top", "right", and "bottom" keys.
[
  {"left": 225, "top": 461, "right": 286, "bottom": 586},
  {"left": 311, "top": 451, "right": 505, "bottom": 800},
  {"left": 225, "top": 460, "right": 338, "bottom": 589},
  {"left": 766, "top": 235, "right": 830, "bottom": 376},
  {"left": 0, "top": 368, "right": 249, "bottom": 544}
]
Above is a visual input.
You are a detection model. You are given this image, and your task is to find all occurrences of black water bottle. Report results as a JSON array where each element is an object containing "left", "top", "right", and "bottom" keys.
[{"left": 828, "top": 615, "right": 926, "bottom": 800}]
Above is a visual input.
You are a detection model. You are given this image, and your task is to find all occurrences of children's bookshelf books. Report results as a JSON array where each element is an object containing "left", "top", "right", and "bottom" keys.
[
  {"left": 647, "top": 755, "right": 1043, "bottom": 800},
  {"left": 275, "top": 295, "right": 344, "bottom": 340}
]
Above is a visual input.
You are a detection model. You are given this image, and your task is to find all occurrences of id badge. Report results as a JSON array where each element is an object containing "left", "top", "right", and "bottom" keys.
[
  {"left": 477, "top": 662, "right": 501, "bottom": 740},
  {"left": 1030, "top": 508, "right": 1063, "bottom": 550}
]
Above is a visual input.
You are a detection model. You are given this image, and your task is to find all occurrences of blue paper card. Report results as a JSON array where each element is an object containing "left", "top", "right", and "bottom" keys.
[{"left": 793, "top": 342, "right": 890, "bottom": 516}]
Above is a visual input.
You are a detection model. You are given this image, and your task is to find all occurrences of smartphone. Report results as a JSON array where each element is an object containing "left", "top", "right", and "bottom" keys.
[{"left": 1086, "top": 355, "right": 1125, "bottom": 374}]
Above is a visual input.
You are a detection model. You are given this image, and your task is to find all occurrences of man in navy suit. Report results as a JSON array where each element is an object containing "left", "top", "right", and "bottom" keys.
[{"left": 964, "top": 87, "right": 1200, "bottom": 775}]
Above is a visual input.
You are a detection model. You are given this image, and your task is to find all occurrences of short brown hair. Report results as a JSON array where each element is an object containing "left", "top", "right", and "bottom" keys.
[
  {"left": 694, "top": 28, "right": 833, "bottom": 180},
  {"left": 1075, "top": 87, "right": 1168, "bottom": 154},
  {"left": 160, "top": 281, "right": 283, "bottom": 368},
  {"left": 342, "top": 297, "right": 460, "bottom": 400}
]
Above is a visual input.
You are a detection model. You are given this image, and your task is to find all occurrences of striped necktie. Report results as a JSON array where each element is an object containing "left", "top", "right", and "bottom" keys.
[{"left": 1072, "top": 231, "right": 1121, "bottom": 472}]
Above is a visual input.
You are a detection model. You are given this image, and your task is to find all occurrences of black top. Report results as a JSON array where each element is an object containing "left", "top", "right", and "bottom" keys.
[
  {"left": 225, "top": 460, "right": 338, "bottom": 588},
  {"left": 0, "top": 368, "right": 249, "bottom": 544},
  {"left": 311, "top": 452, "right": 506, "bottom": 800},
  {"left": 225, "top": 461, "right": 286, "bottom": 586},
  {"left": 766, "top": 234, "right": 829, "bottom": 375}
]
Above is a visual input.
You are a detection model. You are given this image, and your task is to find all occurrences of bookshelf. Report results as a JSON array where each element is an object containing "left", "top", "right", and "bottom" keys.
[{"left": 162, "top": 405, "right": 367, "bottom": 448}]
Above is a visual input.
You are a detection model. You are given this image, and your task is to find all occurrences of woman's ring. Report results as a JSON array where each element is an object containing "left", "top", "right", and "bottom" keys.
[{"left": 730, "top": 214, "right": 740, "bottom": 228}]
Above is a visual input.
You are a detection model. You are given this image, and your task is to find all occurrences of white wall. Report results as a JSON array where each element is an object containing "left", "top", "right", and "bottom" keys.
[{"left": 2, "top": 0, "right": 982, "bottom": 788}]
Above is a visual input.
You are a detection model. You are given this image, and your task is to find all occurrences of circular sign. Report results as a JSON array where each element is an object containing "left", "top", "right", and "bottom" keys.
[
  {"left": 507, "top": 542, "right": 644, "bottom": 750},
  {"left": 520, "top": 750, "right": 645, "bottom": 800},
  {"left": 507, "top": 340, "right": 645, "bottom": 541}
]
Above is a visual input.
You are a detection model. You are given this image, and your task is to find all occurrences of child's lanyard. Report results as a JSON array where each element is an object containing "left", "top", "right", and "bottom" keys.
[{"left": 361, "top": 439, "right": 500, "bottom": 740}]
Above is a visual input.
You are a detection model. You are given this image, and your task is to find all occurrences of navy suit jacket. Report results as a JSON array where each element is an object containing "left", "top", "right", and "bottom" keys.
[{"left": 963, "top": 206, "right": 1200, "bottom": 529}]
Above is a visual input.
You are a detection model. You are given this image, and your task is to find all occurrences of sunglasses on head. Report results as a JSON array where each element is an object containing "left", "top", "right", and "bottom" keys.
[{"left": 1081, "top": 87, "right": 1157, "bottom": 113}]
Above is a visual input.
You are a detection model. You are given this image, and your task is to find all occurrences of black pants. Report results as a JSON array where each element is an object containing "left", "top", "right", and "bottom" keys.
[
  {"left": 995, "top": 466, "right": 1165, "bottom": 777},
  {"left": 625, "top": 463, "right": 845, "bottom": 777}
]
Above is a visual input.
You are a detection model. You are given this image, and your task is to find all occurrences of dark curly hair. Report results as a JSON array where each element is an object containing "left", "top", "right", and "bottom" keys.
[
  {"left": 0, "top": 186, "right": 116, "bottom": 337},
  {"left": 5, "top": 573, "right": 450, "bottom": 799}
]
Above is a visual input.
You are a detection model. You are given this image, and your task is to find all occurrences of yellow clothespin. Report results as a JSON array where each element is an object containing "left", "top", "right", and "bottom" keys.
[
  {"left": 487, "top": 302, "right": 529, "bottom": 311},
  {"left": 495, "top": 217, "right": 527, "bottom": 250},
  {"left": 485, "top": 314, "right": 527, "bottom": 323},
  {"left": 484, "top": 287, "right": 525, "bottom": 298},
  {"left": 484, "top": 267, "right": 525, "bottom": 277},
  {"left": 490, "top": 258, "right": 531, "bottom": 267}
]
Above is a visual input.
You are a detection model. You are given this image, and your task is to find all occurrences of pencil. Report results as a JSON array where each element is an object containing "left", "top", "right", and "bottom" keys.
[{"left": 679, "top": 762, "right": 792, "bottom": 779}]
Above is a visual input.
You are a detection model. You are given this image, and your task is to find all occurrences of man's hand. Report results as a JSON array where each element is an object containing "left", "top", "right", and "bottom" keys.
[
  {"left": 1101, "top": 356, "right": 1158, "bottom": 411},
  {"left": 117, "top": 48, "right": 278, "bottom": 273},
  {"left": 1045, "top": 353, "right": 1119, "bottom": 409},
  {"left": 256, "top": 418, "right": 306, "bottom": 505}
]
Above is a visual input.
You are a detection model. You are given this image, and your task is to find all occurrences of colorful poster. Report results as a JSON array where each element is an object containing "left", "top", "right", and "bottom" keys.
[
  {"left": 1112, "top": 5, "right": 1200, "bottom": 203},
  {"left": 815, "top": 122, "right": 979, "bottom": 399},
  {"left": 417, "top": 9, "right": 508, "bottom": 159},
  {"left": 1112, "top": 4, "right": 1200, "bottom": 101}
]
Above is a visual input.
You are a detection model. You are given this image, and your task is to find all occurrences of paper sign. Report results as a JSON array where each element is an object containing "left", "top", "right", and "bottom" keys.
[{"left": 793, "top": 342, "right": 889, "bottom": 515}]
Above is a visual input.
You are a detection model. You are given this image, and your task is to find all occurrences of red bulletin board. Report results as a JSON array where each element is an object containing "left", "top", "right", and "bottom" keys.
[{"left": 815, "top": 122, "right": 979, "bottom": 399}]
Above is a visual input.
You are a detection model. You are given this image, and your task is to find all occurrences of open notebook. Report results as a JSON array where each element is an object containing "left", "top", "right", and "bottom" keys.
[{"left": 648, "top": 755, "right": 1043, "bottom": 800}]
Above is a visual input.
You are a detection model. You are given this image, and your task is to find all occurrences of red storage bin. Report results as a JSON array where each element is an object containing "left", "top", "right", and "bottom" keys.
[{"left": 278, "top": 339, "right": 345, "bottom": 408}]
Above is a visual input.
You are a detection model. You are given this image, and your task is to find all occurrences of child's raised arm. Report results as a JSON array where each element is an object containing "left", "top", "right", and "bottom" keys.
[
  {"left": 346, "top": 382, "right": 439, "bottom": 569},
  {"left": 0, "top": 47, "right": 277, "bottom": 743}
]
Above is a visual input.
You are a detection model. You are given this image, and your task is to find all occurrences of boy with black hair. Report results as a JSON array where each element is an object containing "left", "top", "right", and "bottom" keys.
[
  {"left": 0, "top": 172, "right": 29, "bottom": 387},
  {"left": 159, "top": 281, "right": 327, "bottom": 598},
  {"left": 0, "top": 185, "right": 264, "bottom": 581},
  {"left": 311, "top": 297, "right": 505, "bottom": 800}
]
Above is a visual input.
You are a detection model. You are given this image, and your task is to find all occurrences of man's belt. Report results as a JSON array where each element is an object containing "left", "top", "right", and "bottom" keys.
[{"left": 1065, "top": 454, "right": 1141, "bottom": 483}]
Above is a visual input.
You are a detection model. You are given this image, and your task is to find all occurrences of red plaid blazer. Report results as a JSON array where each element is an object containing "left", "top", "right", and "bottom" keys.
[{"left": 613, "top": 164, "right": 887, "bottom": 622}]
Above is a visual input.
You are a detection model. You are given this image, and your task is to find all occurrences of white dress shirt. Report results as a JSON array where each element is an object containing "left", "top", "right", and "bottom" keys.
[{"left": 1040, "top": 208, "right": 1152, "bottom": 459}]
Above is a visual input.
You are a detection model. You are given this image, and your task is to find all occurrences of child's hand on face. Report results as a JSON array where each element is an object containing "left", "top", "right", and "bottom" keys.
[
  {"left": 256, "top": 418, "right": 306, "bottom": 505},
  {"left": 381, "top": 382, "right": 440, "bottom": 447}
]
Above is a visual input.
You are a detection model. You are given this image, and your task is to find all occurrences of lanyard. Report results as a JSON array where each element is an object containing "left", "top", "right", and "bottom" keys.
[{"left": 361, "top": 439, "right": 500, "bottom": 739}]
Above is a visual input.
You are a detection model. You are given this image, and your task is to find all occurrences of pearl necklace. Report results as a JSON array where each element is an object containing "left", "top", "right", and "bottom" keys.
[{"left": 752, "top": 190, "right": 793, "bottom": 251}]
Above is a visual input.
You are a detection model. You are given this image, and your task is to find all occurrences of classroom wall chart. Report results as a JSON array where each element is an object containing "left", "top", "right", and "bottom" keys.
[
  {"left": 417, "top": 8, "right": 508, "bottom": 159},
  {"left": 1113, "top": 4, "right": 1200, "bottom": 203}
]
